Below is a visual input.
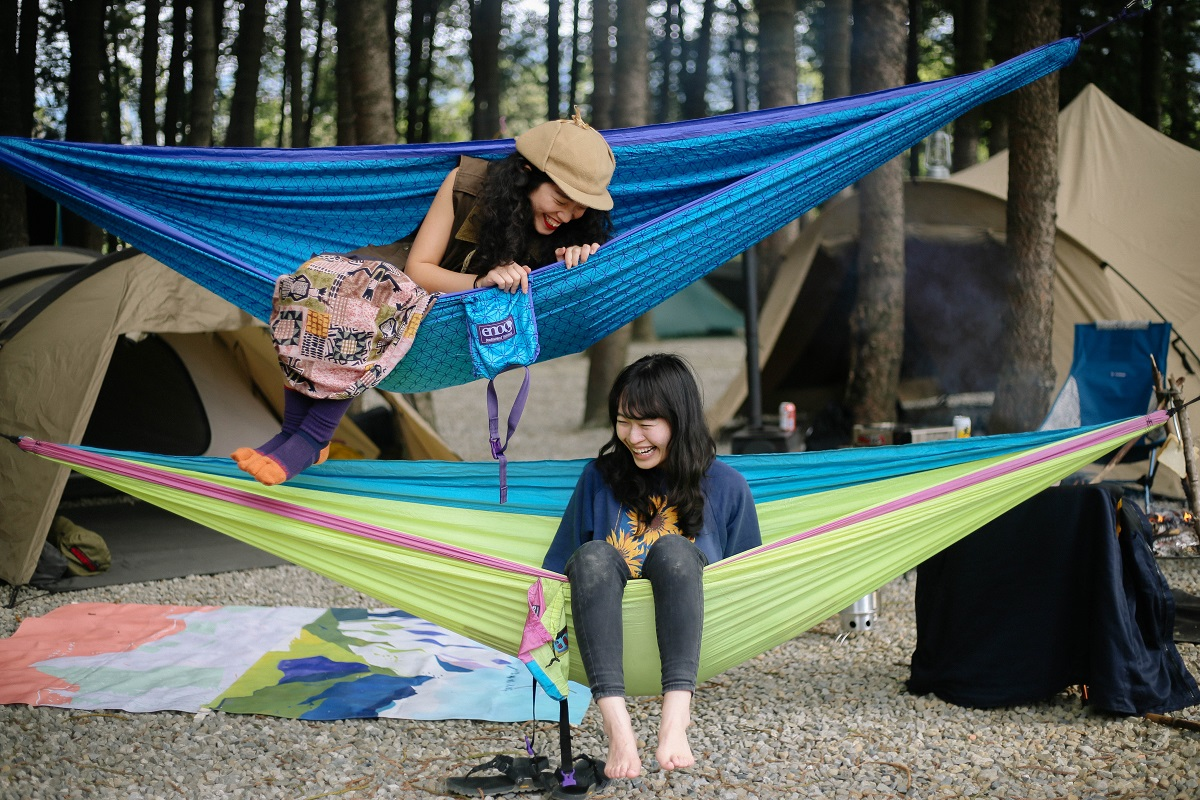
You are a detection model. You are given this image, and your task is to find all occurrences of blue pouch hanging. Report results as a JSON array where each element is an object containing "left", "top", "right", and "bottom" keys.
[{"left": 464, "top": 289, "right": 541, "bottom": 503}]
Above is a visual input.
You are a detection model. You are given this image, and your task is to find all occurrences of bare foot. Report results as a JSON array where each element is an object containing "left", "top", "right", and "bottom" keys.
[
  {"left": 656, "top": 690, "right": 695, "bottom": 772},
  {"left": 597, "top": 696, "right": 642, "bottom": 779},
  {"left": 315, "top": 444, "right": 330, "bottom": 465},
  {"left": 237, "top": 452, "right": 288, "bottom": 486}
]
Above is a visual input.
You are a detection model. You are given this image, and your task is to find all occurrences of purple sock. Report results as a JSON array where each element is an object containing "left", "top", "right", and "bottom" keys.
[
  {"left": 266, "top": 430, "right": 326, "bottom": 479},
  {"left": 299, "top": 397, "right": 353, "bottom": 444},
  {"left": 255, "top": 390, "right": 316, "bottom": 455}
]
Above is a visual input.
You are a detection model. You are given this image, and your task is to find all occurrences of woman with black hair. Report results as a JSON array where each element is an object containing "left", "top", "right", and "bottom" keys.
[
  {"left": 542, "top": 353, "right": 762, "bottom": 781},
  {"left": 233, "top": 113, "right": 615, "bottom": 486}
]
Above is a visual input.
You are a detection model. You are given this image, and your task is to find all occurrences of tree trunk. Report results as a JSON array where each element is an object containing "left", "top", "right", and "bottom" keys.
[
  {"left": 186, "top": 0, "right": 217, "bottom": 146},
  {"left": 404, "top": 0, "right": 437, "bottom": 142},
  {"left": 754, "top": 0, "right": 800, "bottom": 291},
  {"left": 568, "top": 0, "right": 581, "bottom": 110},
  {"left": 844, "top": 0, "right": 907, "bottom": 426},
  {"left": 582, "top": 0, "right": 648, "bottom": 427},
  {"left": 140, "top": 0, "right": 162, "bottom": 145},
  {"left": 988, "top": 0, "right": 1060, "bottom": 434},
  {"left": 470, "top": 0, "right": 502, "bottom": 139},
  {"left": 590, "top": 0, "right": 613, "bottom": 128},
  {"left": 226, "top": 0, "right": 266, "bottom": 147},
  {"left": 304, "top": 0, "right": 329, "bottom": 145},
  {"left": 681, "top": 0, "right": 714, "bottom": 119},
  {"left": 653, "top": 0, "right": 680, "bottom": 123},
  {"left": 163, "top": 0, "right": 188, "bottom": 146},
  {"left": 1138, "top": 0, "right": 1161, "bottom": 131},
  {"left": 63, "top": 0, "right": 106, "bottom": 250},
  {"left": 986, "top": 0, "right": 1013, "bottom": 153},
  {"left": 548, "top": 0, "right": 561, "bottom": 119},
  {"left": 0, "top": 0, "right": 28, "bottom": 249},
  {"left": 349, "top": 0, "right": 395, "bottom": 144},
  {"left": 823, "top": 0, "right": 852, "bottom": 100},
  {"left": 951, "top": 0, "right": 988, "bottom": 171},
  {"left": 286, "top": 0, "right": 305, "bottom": 146},
  {"left": 336, "top": 0, "right": 357, "bottom": 145}
]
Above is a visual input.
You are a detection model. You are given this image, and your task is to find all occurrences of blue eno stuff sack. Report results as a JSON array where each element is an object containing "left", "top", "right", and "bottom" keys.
[{"left": 463, "top": 289, "right": 540, "bottom": 503}]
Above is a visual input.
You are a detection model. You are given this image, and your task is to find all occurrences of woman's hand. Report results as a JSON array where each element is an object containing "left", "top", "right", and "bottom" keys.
[
  {"left": 555, "top": 243, "right": 601, "bottom": 269},
  {"left": 476, "top": 261, "right": 532, "bottom": 294}
]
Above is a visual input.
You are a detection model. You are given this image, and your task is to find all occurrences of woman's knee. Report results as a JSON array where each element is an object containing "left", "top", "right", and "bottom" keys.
[
  {"left": 565, "top": 540, "right": 628, "bottom": 591},
  {"left": 642, "top": 534, "right": 706, "bottom": 579}
]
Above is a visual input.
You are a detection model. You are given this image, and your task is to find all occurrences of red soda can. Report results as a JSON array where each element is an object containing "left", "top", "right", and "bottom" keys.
[{"left": 779, "top": 402, "right": 796, "bottom": 433}]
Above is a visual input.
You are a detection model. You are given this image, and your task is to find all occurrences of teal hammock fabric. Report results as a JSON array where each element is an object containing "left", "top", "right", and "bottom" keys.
[{"left": 0, "top": 38, "right": 1079, "bottom": 393}]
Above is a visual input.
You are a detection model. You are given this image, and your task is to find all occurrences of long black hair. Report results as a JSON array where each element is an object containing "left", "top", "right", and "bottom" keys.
[
  {"left": 468, "top": 153, "right": 614, "bottom": 274},
  {"left": 595, "top": 353, "right": 716, "bottom": 538}
]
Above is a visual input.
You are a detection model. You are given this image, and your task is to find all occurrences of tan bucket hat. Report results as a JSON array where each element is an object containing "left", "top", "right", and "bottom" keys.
[{"left": 515, "top": 109, "right": 616, "bottom": 211}]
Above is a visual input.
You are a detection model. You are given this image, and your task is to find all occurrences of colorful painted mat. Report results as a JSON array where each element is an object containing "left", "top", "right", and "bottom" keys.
[{"left": 0, "top": 603, "right": 590, "bottom": 722}]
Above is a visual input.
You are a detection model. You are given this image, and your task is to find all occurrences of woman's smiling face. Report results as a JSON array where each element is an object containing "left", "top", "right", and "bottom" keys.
[
  {"left": 529, "top": 181, "right": 586, "bottom": 235},
  {"left": 616, "top": 412, "right": 672, "bottom": 470}
]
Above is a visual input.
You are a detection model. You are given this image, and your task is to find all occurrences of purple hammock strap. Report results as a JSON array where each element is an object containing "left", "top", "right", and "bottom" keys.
[
  {"left": 715, "top": 410, "right": 1169, "bottom": 569},
  {"left": 18, "top": 437, "right": 563, "bottom": 582},
  {"left": 487, "top": 366, "right": 532, "bottom": 504}
]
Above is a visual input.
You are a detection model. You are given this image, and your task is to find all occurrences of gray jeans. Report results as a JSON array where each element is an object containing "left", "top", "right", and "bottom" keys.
[{"left": 564, "top": 535, "right": 708, "bottom": 699}]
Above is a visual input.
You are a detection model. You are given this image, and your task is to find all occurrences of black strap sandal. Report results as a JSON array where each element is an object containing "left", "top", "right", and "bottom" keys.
[
  {"left": 548, "top": 754, "right": 610, "bottom": 798},
  {"left": 444, "top": 753, "right": 553, "bottom": 796}
]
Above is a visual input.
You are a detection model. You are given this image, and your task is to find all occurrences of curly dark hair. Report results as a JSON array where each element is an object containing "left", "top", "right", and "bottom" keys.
[
  {"left": 467, "top": 153, "right": 614, "bottom": 274},
  {"left": 595, "top": 354, "right": 716, "bottom": 539}
]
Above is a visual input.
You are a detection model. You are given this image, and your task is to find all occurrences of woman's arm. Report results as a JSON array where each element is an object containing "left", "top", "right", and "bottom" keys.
[
  {"left": 542, "top": 465, "right": 601, "bottom": 573},
  {"left": 405, "top": 169, "right": 532, "bottom": 295}
]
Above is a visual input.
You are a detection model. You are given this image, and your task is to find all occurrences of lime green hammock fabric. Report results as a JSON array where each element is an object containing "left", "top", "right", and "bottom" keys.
[{"left": 17, "top": 412, "right": 1165, "bottom": 696}]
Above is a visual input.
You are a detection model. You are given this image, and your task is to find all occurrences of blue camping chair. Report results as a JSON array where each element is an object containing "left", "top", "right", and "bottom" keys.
[{"left": 1042, "top": 321, "right": 1172, "bottom": 504}]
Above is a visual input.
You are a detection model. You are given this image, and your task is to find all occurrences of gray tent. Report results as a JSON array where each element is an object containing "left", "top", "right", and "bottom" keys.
[
  {"left": 0, "top": 248, "right": 454, "bottom": 587},
  {"left": 709, "top": 85, "right": 1200, "bottom": 435}
]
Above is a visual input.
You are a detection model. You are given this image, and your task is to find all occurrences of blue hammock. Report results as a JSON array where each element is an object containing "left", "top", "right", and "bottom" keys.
[{"left": 0, "top": 38, "right": 1079, "bottom": 393}]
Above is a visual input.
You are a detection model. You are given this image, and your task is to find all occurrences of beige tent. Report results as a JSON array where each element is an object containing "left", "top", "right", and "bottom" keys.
[
  {"left": 0, "top": 248, "right": 456, "bottom": 587},
  {"left": 710, "top": 84, "right": 1200, "bottom": 434}
]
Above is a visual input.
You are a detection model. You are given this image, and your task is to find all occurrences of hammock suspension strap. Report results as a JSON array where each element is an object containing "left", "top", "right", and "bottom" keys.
[{"left": 486, "top": 366, "right": 532, "bottom": 503}]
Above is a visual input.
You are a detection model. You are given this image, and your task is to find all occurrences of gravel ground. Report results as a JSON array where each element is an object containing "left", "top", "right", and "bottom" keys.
[{"left": 3, "top": 337, "right": 1200, "bottom": 800}]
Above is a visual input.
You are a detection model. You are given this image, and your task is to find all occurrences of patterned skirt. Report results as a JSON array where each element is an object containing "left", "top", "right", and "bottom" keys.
[{"left": 269, "top": 253, "right": 438, "bottom": 400}]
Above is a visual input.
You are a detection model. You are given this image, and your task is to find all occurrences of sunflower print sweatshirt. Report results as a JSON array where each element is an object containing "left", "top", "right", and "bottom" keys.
[{"left": 541, "top": 459, "right": 762, "bottom": 576}]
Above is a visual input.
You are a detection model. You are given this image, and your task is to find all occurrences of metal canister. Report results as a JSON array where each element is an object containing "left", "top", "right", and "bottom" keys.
[
  {"left": 838, "top": 591, "right": 879, "bottom": 637},
  {"left": 779, "top": 402, "right": 796, "bottom": 433},
  {"left": 953, "top": 415, "right": 972, "bottom": 438}
]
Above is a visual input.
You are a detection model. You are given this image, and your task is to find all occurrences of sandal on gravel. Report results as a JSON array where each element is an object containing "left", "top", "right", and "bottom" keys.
[
  {"left": 444, "top": 754, "right": 552, "bottom": 796},
  {"left": 547, "top": 754, "right": 609, "bottom": 798}
]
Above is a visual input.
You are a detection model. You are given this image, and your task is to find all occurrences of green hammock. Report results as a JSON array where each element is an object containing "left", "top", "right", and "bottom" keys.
[{"left": 16, "top": 411, "right": 1165, "bottom": 696}]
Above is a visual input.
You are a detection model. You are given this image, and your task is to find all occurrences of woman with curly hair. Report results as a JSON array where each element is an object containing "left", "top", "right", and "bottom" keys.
[
  {"left": 233, "top": 113, "right": 615, "bottom": 486},
  {"left": 542, "top": 354, "right": 762, "bottom": 781}
]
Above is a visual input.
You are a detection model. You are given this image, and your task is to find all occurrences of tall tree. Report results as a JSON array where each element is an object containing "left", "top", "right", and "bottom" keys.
[
  {"left": 186, "top": 0, "right": 218, "bottom": 146},
  {"left": 590, "top": 0, "right": 614, "bottom": 128},
  {"left": 304, "top": 0, "right": 329, "bottom": 146},
  {"left": 470, "top": 0, "right": 502, "bottom": 139},
  {"left": 405, "top": 0, "right": 439, "bottom": 142},
  {"left": 548, "top": 0, "right": 561, "bottom": 119},
  {"left": 0, "top": 0, "right": 29, "bottom": 248},
  {"left": 844, "top": 0, "right": 907, "bottom": 425},
  {"left": 63, "top": 0, "right": 107, "bottom": 250},
  {"left": 680, "top": 0, "right": 715, "bottom": 119},
  {"left": 823, "top": 0, "right": 852, "bottom": 100},
  {"left": 952, "top": 0, "right": 988, "bottom": 170},
  {"left": 336, "top": 1, "right": 357, "bottom": 145},
  {"left": 140, "top": 0, "right": 162, "bottom": 145},
  {"left": 163, "top": 0, "right": 188, "bottom": 146},
  {"left": 755, "top": 0, "right": 800, "bottom": 288},
  {"left": 583, "top": 0, "right": 648, "bottom": 426},
  {"left": 285, "top": 0, "right": 305, "bottom": 146},
  {"left": 988, "top": 0, "right": 1061, "bottom": 434},
  {"left": 568, "top": 0, "right": 582, "bottom": 111},
  {"left": 1138, "top": 0, "right": 1162, "bottom": 130},
  {"left": 347, "top": 0, "right": 396, "bottom": 144},
  {"left": 226, "top": 0, "right": 267, "bottom": 147}
]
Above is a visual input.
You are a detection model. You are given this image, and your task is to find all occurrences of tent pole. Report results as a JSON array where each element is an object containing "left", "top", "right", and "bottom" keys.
[{"left": 730, "top": 33, "right": 763, "bottom": 432}]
